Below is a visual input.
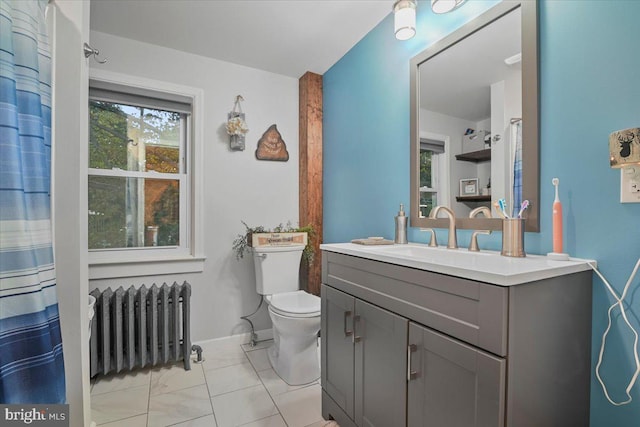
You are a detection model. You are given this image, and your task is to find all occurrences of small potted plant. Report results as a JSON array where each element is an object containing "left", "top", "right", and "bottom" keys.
[{"left": 233, "top": 221, "right": 316, "bottom": 265}]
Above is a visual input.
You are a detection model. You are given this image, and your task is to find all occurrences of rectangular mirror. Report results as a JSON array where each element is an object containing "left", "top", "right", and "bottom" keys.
[{"left": 410, "top": 0, "right": 539, "bottom": 232}]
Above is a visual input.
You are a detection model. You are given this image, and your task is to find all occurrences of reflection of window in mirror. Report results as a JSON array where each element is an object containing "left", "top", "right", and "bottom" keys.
[{"left": 419, "top": 136, "right": 447, "bottom": 218}]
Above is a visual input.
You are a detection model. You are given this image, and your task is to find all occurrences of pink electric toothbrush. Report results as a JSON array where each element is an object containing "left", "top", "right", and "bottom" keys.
[{"left": 547, "top": 178, "right": 570, "bottom": 260}]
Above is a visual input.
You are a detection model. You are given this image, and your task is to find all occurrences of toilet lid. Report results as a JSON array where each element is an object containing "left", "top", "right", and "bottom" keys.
[{"left": 268, "top": 291, "right": 320, "bottom": 316}]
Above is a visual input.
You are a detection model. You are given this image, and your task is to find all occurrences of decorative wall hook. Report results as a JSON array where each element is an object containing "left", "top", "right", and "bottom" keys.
[
  {"left": 234, "top": 95, "right": 244, "bottom": 110},
  {"left": 83, "top": 43, "right": 107, "bottom": 64}
]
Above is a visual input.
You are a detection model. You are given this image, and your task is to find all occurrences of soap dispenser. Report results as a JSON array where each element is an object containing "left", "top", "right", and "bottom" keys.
[{"left": 395, "top": 204, "right": 408, "bottom": 244}]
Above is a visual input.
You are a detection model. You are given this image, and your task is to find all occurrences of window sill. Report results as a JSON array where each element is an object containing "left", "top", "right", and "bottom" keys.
[{"left": 89, "top": 255, "right": 206, "bottom": 280}]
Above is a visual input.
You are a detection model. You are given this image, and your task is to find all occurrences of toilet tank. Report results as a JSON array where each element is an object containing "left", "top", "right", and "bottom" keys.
[{"left": 252, "top": 244, "right": 304, "bottom": 295}]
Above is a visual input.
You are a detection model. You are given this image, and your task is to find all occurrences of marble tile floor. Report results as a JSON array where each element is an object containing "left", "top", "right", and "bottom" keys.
[{"left": 91, "top": 338, "right": 338, "bottom": 427}]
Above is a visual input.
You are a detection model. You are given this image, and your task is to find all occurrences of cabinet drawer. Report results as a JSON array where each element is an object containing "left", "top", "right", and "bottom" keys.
[{"left": 322, "top": 252, "right": 508, "bottom": 356}]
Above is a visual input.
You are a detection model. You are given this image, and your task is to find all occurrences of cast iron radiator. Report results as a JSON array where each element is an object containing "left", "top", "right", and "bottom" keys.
[{"left": 89, "top": 281, "right": 191, "bottom": 377}]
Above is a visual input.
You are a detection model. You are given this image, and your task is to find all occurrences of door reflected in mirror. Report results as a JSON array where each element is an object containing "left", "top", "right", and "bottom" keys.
[{"left": 410, "top": 0, "right": 539, "bottom": 232}]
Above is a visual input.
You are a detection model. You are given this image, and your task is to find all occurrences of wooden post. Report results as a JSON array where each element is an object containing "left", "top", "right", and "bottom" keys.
[{"left": 299, "top": 72, "right": 323, "bottom": 296}]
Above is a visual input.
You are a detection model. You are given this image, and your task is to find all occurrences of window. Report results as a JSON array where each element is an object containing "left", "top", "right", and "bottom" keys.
[
  {"left": 419, "top": 138, "right": 445, "bottom": 217},
  {"left": 87, "top": 76, "right": 203, "bottom": 277}
]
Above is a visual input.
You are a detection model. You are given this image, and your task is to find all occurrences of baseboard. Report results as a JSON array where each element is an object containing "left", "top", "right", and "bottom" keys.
[
  {"left": 193, "top": 328, "right": 273, "bottom": 347},
  {"left": 255, "top": 328, "right": 273, "bottom": 341}
]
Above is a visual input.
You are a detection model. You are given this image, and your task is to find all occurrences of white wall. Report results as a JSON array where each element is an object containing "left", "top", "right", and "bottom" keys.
[
  {"left": 504, "top": 68, "right": 522, "bottom": 129},
  {"left": 491, "top": 80, "right": 507, "bottom": 206},
  {"left": 50, "top": 1, "right": 91, "bottom": 426},
  {"left": 87, "top": 31, "right": 300, "bottom": 342},
  {"left": 476, "top": 118, "right": 491, "bottom": 132},
  {"left": 474, "top": 118, "right": 491, "bottom": 195}
]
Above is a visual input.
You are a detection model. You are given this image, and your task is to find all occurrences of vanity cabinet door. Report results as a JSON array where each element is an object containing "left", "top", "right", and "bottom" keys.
[
  {"left": 407, "top": 322, "right": 506, "bottom": 427},
  {"left": 354, "top": 299, "right": 407, "bottom": 427},
  {"left": 321, "top": 285, "right": 356, "bottom": 420}
]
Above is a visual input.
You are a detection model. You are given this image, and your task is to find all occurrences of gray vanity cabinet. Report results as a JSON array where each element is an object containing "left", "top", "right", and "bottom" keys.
[
  {"left": 354, "top": 298, "right": 407, "bottom": 427},
  {"left": 407, "top": 322, "right": 506, "bottom": 427},
  {"left": 321, "top": 285, "right": 408, "bottom": 427},
  {"left": 321, "top": 250, "right": 592, "bottom": 427},
  {"left": 321, "top": 285, "right": 355, "bottom": 420}
]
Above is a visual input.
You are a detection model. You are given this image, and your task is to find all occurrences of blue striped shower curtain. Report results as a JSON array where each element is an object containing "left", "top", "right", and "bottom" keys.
[
  {"left": 0, "top": 0, "right": 66, "bottom": 403},
  {"left": 512, "top": 121, "right": 523, "bottom": 217}
]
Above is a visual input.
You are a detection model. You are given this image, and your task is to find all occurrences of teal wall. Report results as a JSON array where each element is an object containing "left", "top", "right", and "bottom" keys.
[{"left": 323, "top": 1, "right": 640, "bottom": 425}]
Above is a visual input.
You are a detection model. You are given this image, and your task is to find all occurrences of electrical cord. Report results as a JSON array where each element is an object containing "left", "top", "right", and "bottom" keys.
[{"left": 588, "top": 258, "right": 640, "bottom": 406}]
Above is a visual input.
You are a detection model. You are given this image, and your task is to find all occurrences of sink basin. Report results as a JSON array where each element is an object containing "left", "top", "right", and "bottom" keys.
[
  {"left": 375, "top": 244, "right": 498, "bottom": 270},
  {"left": 371, "top": 244, "right": 492, "bottom": 258},
  {"left": 320, "top": 242, "right": 595, "bottom": 286}
]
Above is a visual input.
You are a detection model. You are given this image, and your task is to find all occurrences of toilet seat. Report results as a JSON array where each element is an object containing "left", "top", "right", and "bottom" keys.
[{"left": 267, "top": 291, "right": 320, "bottom": 318}]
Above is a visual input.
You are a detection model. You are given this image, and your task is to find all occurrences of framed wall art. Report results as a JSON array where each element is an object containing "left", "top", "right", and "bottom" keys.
[
  {"left": 459, "top": 178, "right": 479, "bottom": 196},
  {"left": 255, "top": 124, "right": 289, "bottom": 161}
]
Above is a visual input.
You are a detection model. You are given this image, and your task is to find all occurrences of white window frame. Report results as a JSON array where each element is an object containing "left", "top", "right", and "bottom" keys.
[
  {"left": 88, "top": 69, "right": 205, "bottom": 279},
  {"left": 418, "top": 132, "right": 450, "bottom": 217}
]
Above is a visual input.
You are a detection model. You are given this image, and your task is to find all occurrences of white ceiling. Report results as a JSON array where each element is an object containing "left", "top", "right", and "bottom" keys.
[
  {"left": 90, "top": 0, "right": 392, "bottom": 78},
  {"left": 419, "top": 7, "right": 521, "bottom": 122}
]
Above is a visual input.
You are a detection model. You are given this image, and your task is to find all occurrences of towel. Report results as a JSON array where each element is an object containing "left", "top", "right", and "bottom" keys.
[{"left": 351, "top": 238, "right": 394, "bottom": 245}]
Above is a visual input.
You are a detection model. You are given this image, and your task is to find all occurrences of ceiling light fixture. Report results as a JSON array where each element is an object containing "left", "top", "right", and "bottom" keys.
[
  {"left": 431, "top": 0, "right": 467, "bottom": 14},
  {"left": 393, "top": 0, "right": 416, "bottom": 41}
]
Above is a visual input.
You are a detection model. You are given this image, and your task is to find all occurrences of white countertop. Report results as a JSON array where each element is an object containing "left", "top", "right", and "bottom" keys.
[{"left": 320, "top": 243, "right": 595, "bottom": 286}]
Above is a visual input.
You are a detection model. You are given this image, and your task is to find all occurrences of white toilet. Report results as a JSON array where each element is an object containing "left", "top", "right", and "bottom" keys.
[{"left": 252, "top": 244, "right": 321, "bottom": 385}]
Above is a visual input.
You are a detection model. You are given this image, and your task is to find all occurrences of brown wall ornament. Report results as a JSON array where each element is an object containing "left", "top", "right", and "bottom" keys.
[{"left": 255, "top": 124, "right": 289, "bottom": 161}]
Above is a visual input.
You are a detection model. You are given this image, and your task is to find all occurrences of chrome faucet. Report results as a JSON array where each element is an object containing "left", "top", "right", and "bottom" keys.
[
  {"left": 469, "top": 206, "right": 492, "bottom": 219},
  {"left": 420, "top": 228, "right": 438, "bottom": 247},
  {"left": 429, "top": 206, "right": 457, "bottom": 249},
  {"left": 468, "top": 207, "right": 492, "bottom": 252}
]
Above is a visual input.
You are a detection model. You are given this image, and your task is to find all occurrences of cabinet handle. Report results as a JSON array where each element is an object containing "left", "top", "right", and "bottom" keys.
[
  {"left": 344, "top": 311, "right": 353, "bottom": 337},
  {"left": 407, "top": 344, "right": 419, "bottom": 381},
  {"left": 353, "top": 315, "right": 362, "bottom": 343}
]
